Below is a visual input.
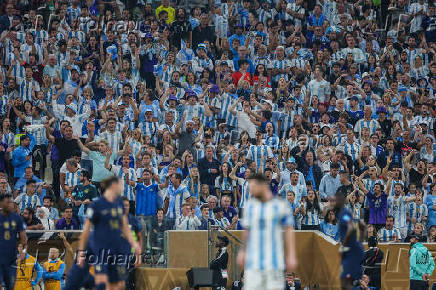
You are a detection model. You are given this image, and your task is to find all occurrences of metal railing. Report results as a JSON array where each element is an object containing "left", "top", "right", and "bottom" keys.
[{"left": 208, "top": 223, "right": 244, "bottom": 283}]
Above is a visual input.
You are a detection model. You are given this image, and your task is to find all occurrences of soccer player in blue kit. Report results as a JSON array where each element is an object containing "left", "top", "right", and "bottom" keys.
[
  {"left": 335, "top": 190, "right": 365, "bottom": 290},
  {"left": 0, "top": 194, "right": 27, "bottom": 290},
  {"left": 78, "top": 176, "right": 141, "bottom": 290}
]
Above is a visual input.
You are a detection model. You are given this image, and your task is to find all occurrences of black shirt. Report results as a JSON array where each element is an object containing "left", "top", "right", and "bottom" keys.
[
  {"left": 409, "top": 168, "right": 425, "bottom": 187},
  {"left": 54, "top": 137, "right": 80, "bottom": 166},
  {"left": 198, "top": 157, "right": 220, "bottom": 186}
]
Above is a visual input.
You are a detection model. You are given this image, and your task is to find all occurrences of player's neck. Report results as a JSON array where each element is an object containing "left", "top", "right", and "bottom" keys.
[
  {"left": 257, "top": 192, "right": 273, "bottom": 202},
  {"left": 104, "top": 191, "right": 117, "bottom": 202}
]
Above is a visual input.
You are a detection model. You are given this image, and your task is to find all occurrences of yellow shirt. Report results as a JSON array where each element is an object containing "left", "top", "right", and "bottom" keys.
[
  {"left": 14, "top": 255, "right": 36, "bottom": 290},
  {"left": 155, "top": 5, "right": 175, "bottom": 24},
  {"left": 43, "top": 259, "right": 64, "bottom": 290}
]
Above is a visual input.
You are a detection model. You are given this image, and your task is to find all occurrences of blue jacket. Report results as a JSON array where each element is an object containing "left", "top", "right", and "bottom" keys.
[{"left": 12, "top": 134, "right": 35, "bottom": 178}]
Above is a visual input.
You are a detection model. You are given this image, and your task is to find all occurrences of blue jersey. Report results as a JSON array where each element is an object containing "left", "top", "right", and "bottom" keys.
[
  {"left": 86, "top": 196, "right": 125, "bottom": 254},
  {"left": 135, "top": 183, "right": 159, "bottom": 216},
  {"left": 0, "top": 212, "right": 25, "bottom": 264}
]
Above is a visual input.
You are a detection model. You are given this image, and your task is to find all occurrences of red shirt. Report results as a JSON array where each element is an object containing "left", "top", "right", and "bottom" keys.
[{"left": 232, "top": 71, "right": 253, "bottom": 86}]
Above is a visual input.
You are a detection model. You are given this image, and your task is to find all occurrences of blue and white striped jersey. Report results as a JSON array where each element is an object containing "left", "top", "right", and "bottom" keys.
[
  {"left": 407, "top": 202, "right": 428, "bottom": 231},
  {"left": 341, "top": 140, "right": 360, "bottom": 162},
  {"left": 64, "top": 169, "right": 81, "bottom": 188},
  {"left": 264, "top": 134, "right": 280, "bottom": 151},
  {"left": 237, "top": 177, "right": 250, "bottom": 209},
  {"left": 387, "top": 196, "right": 409, "bottom": 229},
  {"left": 17, "top": 77, "right": 40, "bottom": 101},
  {"left": 246, "top": 145, "right": 274, "bottom": 170},
  {"left": 241, "top": 197, "right": 293, "bottom": 271},
  {"left": 378, "top": 227, "right": 401, "bottom": 242},
  {"left": 166, "top": 184, "right": 191, "bottom": 219},
  {"left": 67, "top": 30, "right": 86, "bottom": 43},
  {"left": 307, "top": 79, "right": 331, "bottom": 102},
  {"left": 30, "top": 29, "right": 48, "bottom": 46},
  {"left": 24, "top": 116, "right": 48, "bottom": 145},
  {"left": 346, "top": 202, "right": 362, "bottom": 221},
  {"left": 0, "top": 95, "right": 9, "bottom": 116},
  {"left": 138, "top": 121, "right": 158, "bottom": 145},
  {"left": 97, "top": 131, "right": 123, "bottom": 154},
  {"left": 14, "top": 193, "right": 41, "bottom": 212},
  {"left": 269, "top": 59, "right": 291, "bottom": 82},
  {"left": 340, "top": 47, "right": 366, "bottom": 64},
  {"left": 301, "top": 201, "right": 321, "bottom": 226},
  {"left": 354, "top": 119, "right": 380, "bottom": 136},
  {"left": 110, "top": 165, "right": 137, "bottom": 201}
]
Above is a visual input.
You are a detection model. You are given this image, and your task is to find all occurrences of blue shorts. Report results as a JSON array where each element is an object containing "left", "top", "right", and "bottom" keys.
[
  {"left": 341, "top": 247, "right": 364, "bottom": 280},
  {"left": 0, "top": 262, "right": 17, "bottom": 289},
  {"left": 65, "top": 263, "right": 95, "bottom": 290},
  {"left": 93, "top": 254, "right": 128, "bottom": 283}
]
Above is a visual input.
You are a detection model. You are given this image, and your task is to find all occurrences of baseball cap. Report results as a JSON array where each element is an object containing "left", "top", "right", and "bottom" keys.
[
  {"left": 168, "top": 95, "right": 178, "bottom": 102},
  {"left": 376, "top": 106, "right": 387, "bottom": 114},
  {"left": 66, "top": 104, "right": 77, "bottom": 113},
  {"left": 287, "top": 157, "right": 296, "bottom": 163},
  {"left": 209, "top": 85, "right": 220, "bottom": 93},
  {"left": 398, "top": 86, "right": 408, "bottom": 92}
]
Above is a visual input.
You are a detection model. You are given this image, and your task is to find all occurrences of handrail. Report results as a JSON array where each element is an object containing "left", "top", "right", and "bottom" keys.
[
  {"left": 210, "top": 224, "right": 244, "bottom": 245},
  {"left": 25, "top": 230, "right": 83, "bottom": 233}
]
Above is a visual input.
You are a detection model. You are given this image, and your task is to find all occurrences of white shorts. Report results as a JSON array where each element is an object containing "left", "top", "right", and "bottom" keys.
[{"left": 244, "top": 269, "right": 285, "bottom": 290}]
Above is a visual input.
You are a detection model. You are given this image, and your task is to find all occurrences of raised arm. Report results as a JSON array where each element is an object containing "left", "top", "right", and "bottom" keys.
[{"left": 73, "top": 135, "right": 90, "bottom": 154}]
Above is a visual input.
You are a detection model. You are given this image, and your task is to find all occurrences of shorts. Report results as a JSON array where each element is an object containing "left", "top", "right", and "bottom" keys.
[
  {"left": 65, "top": 263, "right": 95, "bottom": 290},
  {"left": 93, "top": 253, "right": 128, "bottom": 283},
  {"left": 341, "top": 246, "right": 364, "bottom": 280},
  {"left": 244, "top": 269, "right": 285, "bottom": 290},
  {"left": 0, "top": 262, "right": 17, "bottom": 289}
]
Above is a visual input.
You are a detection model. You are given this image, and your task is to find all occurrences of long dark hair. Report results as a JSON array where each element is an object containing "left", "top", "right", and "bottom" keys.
[{"left": 306, "top": 190, "right": 320, "bottom": 212}]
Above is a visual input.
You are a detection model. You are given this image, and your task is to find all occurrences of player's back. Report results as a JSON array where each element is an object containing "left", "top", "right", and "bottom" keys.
[
  {"left": 0, "top": 212, "right": 25, "bottom": 265},
  {"left": 86, "top": 196, "right": 125, "bottom": 254},
  {"left": 241, "top": 197, "right": 293, "bottom": 271}
]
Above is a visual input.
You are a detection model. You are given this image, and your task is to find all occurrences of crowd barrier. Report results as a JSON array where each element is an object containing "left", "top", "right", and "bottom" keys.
[{"left": 24, "top": 230, "right": 436, "bottom": 289}]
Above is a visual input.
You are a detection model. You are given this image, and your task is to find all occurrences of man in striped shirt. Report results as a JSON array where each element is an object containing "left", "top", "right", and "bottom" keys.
[
  {"left": 14, "top": 179, "right": 41, "bottom": 212},
  {"left": 237, "top": 173, "right": 296, "bottom": 290},
  {"left": 387, "top": 184, "right": 415, "bottom": 239},
  {"left": 378, "top": 216, "right": 402, "bottom": 242}
]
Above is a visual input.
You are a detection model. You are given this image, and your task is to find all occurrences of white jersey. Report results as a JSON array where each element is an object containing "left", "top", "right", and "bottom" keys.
[
  {"left": 110, "top": 165, "right": 137, "bottom": 201},
  {"left": 242, "top": 197, "right": 293, "bottom": 271},
  {"left": 97, "top": 131, "right": 123, "bottom": 154},
  {"left": 387, "top": 195, "right": 408, "bottom": 229},
  {"left": 237, "top": 177, "right": 250, "bottom": 209}
]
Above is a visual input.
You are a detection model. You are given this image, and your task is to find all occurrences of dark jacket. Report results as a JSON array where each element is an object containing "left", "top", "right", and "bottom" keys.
[
  {"left": 300, "top": 162, "right": 323, "bottom": 189},
  {"left": 209, "top": 247, "right": 228, "bottom": 286}
]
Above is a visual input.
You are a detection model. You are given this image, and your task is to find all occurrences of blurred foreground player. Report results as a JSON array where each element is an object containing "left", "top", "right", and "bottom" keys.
[
  {"left": 335, "top": 190, "right": 365, "bottom": 290},
  {"left": 0, "top": 194, "right": 27, "bottom": 290},
  {"left": 237, "top": 173, "right": 297, "bottom": 290},
  {"left": 78, "top": 176, "right": 141, "bottom": 290}
]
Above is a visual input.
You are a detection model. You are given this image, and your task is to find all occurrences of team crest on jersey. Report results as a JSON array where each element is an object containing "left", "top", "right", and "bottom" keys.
[
  {"left": 11, "top": 221, "right": 16, "bottom": 229},
  {"left": 111, "top": 208, "right": 117, "bottom": 217},
  {"left": 117, "top": 207, "right": 123, "bottom": 215},
  {"left": 3, "top": 222, "right": 9, "bottom": 229}
]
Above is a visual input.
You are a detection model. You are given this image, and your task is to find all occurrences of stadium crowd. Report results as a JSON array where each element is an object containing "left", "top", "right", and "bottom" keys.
[{"left": 0, "top": 0, "right": 435, "bottom": 283}]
